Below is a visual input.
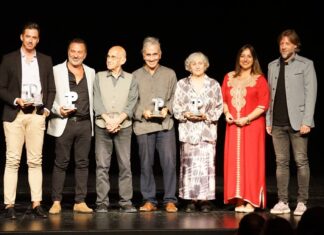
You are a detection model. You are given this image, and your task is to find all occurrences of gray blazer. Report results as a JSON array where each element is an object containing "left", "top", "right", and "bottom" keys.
[{"left": 266, "top": 54, "right": 317, "bottom": 131}]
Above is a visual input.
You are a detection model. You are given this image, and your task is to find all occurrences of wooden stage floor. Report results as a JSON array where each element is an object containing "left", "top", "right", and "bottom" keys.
[{"left": 0, "top": 174, "right": 323, "bottom": 234}]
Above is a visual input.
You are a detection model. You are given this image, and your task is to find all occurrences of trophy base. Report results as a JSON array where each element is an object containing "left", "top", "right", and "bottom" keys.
[
  {"left": 23, "top": 98, "right": 35, "bottom": 105},
  {"left": 190, "top": 113, "right": 203, "bottom": 118},
  {"left": 151, "top": 114, "right": 165, "bottom": 118},
  {"left": 23, "top": 101, "right": 34, "bottom": 106},
  {"left": 63, "top": 106, "right": 77, "bottom": 110},
  {"left": 33, "top": 102, "right": 44, "bottom": 107}
]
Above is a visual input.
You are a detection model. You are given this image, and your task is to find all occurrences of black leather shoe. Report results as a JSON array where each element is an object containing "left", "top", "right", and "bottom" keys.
[
  {"left": 200, "top": 201, "right": 212, "bottom": 213},
  {"left": 32, "top": 205, "right": 48, "bottom": 218},
  {"left": 120, "top": 205, "right": 137, "bottom": 213},
  {"left": 5, "top": 207, "right": 17, "bottom": 219},
  {"left": 185, "top": 202, "right": 196, "bottom": 213}
]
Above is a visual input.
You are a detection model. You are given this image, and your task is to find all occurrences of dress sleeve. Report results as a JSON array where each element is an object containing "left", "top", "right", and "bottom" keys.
[{"left": 257, "top": 75, "right": 270, "bottom": 111}]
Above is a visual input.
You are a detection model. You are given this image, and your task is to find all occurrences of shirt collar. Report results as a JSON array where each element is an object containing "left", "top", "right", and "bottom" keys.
[
  {"left": 106, "top": 70, "right": 125, "bottom": 79},
  {"left": 20, "top": 48, "right": 36, "bottom": 58}
]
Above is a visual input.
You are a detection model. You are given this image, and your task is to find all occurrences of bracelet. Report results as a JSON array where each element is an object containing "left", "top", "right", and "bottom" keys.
[{"left": 246, "top": 116, "right": 251, "bottom": 125}]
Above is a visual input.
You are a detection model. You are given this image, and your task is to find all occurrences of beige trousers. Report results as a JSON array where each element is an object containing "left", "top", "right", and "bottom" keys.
[{"left": 3, "top": 110, "right": 46, "bottom": 205}]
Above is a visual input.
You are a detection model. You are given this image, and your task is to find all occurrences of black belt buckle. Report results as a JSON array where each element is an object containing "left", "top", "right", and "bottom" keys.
[{"left": 69, "top": 116, "right": 78, "bottom": 122}]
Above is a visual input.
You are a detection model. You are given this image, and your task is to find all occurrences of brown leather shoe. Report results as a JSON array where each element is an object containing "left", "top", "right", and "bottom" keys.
[
  {"left": 49, "top": 202, "right": 61, "bottom": 214},
  {"left": 73, "top": 202, "right": 93, "bottom": 214},
  {"left": 165, "top": 202, "right": 178, "bottom": 213},
  {"left": 139, "top": 202, "right": 157, "bottom": 212}
]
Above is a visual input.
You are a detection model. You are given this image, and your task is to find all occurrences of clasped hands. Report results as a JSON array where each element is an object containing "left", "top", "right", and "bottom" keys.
[
  {"left": 104, "top": 117, "right": 121, "bottom": 133},
  {"left": 225, "top": 112, "right": 250, "bottom": 127}
]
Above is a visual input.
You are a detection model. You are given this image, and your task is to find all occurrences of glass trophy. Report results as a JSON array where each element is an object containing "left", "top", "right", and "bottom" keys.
[
  {"left": 151, "top": 97, "right": 165, "bottom": 118},
  {"left": 63, "top": 91, "right": 78, "bottom": 110},
  {"left": 189, "top": 98, "right": 203, "bottom": 117},
  {"left": 22, "top": 84, "right": 39, "bottom": 105}
]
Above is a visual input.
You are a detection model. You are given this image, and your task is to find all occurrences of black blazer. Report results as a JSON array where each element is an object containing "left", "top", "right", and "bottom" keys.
[{"left": 0, "top": 50, "right": 56, "bottom": 122}]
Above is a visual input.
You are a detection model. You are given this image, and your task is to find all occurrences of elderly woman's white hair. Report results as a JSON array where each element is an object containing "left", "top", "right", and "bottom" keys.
[{"left": 184, "top": 52, "right": 209, "bottom": 72}]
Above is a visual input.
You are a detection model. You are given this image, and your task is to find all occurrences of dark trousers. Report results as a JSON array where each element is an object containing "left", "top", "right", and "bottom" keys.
[
  {"left": 95, "top": 125, "right": 133, "bottom": 207},
  {"left": 136, "top": 128, "right": 177, "bottom": 205},
  {"left": 272, "top": 125, "right": 310, "bottom": 203},
  {"left": 51, "top": 119, "right": 92, "bottom": 203}
]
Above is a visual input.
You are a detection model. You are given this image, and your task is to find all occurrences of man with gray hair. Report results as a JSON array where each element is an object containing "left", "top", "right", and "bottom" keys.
[{"left": 132, "top": 37, "right": 178, "bottom": 213}]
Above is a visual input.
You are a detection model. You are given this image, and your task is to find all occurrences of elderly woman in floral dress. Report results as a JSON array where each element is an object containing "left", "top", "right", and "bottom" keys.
[{"left": 173, "top": 52, "right": 223, "bottom": 212}]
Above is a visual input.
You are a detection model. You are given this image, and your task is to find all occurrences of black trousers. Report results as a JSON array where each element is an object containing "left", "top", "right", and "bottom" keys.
[{"left": 51, "top": 119, "right": 92, "bottom": 203}]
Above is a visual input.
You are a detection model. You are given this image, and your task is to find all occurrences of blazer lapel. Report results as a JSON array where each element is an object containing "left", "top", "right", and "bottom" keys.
[
  {"left": 36, "top": 52, "right": 45, "bottom": 92},
  {"left": 15, "top": 51, "right": 23, "bottom": 92}
]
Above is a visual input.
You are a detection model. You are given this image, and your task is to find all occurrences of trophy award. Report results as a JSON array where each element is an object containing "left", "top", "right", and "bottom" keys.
[
  {"left": 22, "top": 84, "right": 39, "bottom": 105},
  {"left": 63, "top": 91, "right": 78, "bottom": 110},
  {"left": 151, "top": 97, "right": 165, "bottom": 118},
  {"left": 189, "top": 98, "right": 203, "bottom": 117}
]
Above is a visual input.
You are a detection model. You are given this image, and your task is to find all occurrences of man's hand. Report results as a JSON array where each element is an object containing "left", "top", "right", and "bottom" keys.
[
  {"left": 160, "top": 107, "right": 169, "bottom": 118},
  {"left": 60, "top": 107, "right": 76, "bottom": 118},
  {"left": 143, "top": 110, "right": 152, "bottom": 119},
  {"left": 43, "top": 109, "right": 50, "bottom": 117},
  {"left": 16, "top": 98, "right": 33, "bottom": 108},
  {"left": 300, "top": 124, "right": 311, "bottom": 135}
]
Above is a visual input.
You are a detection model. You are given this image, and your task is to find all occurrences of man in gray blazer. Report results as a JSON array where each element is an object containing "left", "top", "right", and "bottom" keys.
[
  {"left": 266, "top": 29, "right": 317, "bottom": 216},
  {"left": 0, "top": 22, "right": 55, "bottom": 219},
  {"left": 47, "top": 38, "right": 95, "bottom": 214}
]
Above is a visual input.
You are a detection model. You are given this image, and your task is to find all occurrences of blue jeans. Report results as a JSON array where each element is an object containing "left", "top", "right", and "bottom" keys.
[
  {"left": 272, "top": 125, "right": 309, "bottom": 203},
  {"left": 136, "top": 128, "right": 177, "bottom": 205}
]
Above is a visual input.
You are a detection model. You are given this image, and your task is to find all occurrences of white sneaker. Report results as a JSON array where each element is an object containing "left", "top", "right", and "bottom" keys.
[
  {"left": 243, "top": 203, "right": 255, "bottom": 213},
  {"left": 294, "top": 202, "right": 307, "bottom": 216},
  {"left": 234, "top": 205, "right": 245, "bottom": 212},
  {"left": 270, "top": 201, "right": 291, "bottom": 214}
]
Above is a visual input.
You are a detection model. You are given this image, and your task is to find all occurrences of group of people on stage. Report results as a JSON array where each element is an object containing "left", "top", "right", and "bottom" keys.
[{"left": 0, "top": 22, "right": 317, "bottom": 220}]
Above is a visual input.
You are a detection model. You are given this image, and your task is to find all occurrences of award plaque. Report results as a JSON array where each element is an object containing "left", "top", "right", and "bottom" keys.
[
  {"left": 151, "top": 97, "right": 165, "bottom": 118},
  {"left": 63, "top": 91, "right": 78, "bottom": 110},
  {"left": 189, "top": 98, "right": 203, "bottom": 117}
]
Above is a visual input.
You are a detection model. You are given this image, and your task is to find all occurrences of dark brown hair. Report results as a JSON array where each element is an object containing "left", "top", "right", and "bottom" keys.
[
  {"left": 234, "top": 44, "right": 263, "bottom": 77},
  {"left": 278, "top": 29, "right": 301, "bottom": 52}
]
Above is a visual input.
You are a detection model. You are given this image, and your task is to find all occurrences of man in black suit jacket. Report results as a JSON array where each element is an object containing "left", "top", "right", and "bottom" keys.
[{"left": 0, "top": 22, "right": 56, "bottom": 219}]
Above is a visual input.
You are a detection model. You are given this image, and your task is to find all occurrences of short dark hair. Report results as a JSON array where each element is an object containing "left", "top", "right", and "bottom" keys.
[
  {"left": 68, "top": 38, "right": 87, "bottom": 53},
  {"left": 22, "top": 22, "right": 40, "bottom": 35}
]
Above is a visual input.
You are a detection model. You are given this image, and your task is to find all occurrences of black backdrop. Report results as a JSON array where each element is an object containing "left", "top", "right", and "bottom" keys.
[{"left": 0, "top": 1, "right": 322, "bottom": 179}]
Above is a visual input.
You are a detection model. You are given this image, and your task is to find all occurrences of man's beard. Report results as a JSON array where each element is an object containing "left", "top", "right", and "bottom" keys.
[{"left": 281, "top": 51, "right": 294, "bottom": 61}]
